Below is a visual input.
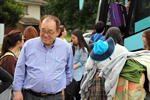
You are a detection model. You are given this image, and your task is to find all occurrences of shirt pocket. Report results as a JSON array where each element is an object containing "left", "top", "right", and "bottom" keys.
[{"left": 54, "top": 56, "right": 67, "bottom": 73}]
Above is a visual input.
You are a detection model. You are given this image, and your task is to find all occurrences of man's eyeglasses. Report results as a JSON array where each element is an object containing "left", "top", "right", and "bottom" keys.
[
  {"left": 22, "top": 38, "right": 26, "bottom": 41},
  {"left": 40, "top": 29, "right": 57, "bottom": 36}
]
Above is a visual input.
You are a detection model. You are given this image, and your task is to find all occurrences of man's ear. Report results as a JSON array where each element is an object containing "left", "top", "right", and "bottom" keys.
[{"left": 56, "top": 29, "right": 61, "bottom": 36}]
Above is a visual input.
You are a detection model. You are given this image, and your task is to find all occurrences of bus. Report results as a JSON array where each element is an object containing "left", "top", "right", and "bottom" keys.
[{"left": 96, "top": 0, "right": 150, "bottom": 51}]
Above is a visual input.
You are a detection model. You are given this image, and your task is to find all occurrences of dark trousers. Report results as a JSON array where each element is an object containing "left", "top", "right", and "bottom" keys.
[
  {"left": 23, "top": 90, "right": 63, "bottom": 100},
  {"left": 65, "top": 79, "right": 77, "bottom": 100},
  {"left": 75, "top": 80, "right": 82, "bottom": 100},
  {"left": 65, "top": 78, "right": 82, "bottom": 100}
]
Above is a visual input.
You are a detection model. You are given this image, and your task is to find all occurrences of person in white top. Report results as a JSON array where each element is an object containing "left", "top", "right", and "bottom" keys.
[
  {"left": 58, "top": 25, "right": 67, "bottom": 42},
  {"left": 85, "top": 27, "right": 128, "bottom": 100}
]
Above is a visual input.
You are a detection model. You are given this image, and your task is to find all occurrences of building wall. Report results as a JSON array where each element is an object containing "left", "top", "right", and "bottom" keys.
[
  {"left": 5, "top": 23, "right": 24, "bottom": 34},
  {"left": 24, "top": 4, "right": 40, "bottom": 20},
  {"left": 4, "top": 1, "right": 41, "bottom": 35}
]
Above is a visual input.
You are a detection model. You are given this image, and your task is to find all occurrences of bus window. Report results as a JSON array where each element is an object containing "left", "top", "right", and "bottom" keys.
[
  {"left": 142, "top": 0, "right": 150, "bottom": 9},
  {"left": 129, "top": 0, "right": 150, "bottom": 35}
]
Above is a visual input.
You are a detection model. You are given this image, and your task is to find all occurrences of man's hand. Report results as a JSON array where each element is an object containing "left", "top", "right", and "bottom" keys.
[{"left": 14, "top": 91, "right": 23, "bottom": 100}]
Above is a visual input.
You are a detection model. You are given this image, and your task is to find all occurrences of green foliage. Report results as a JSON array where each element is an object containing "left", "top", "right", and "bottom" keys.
[
  {"left": 0, "top": 0, "right": 25, "bottom": 27},
  {"left": 41, "top": 0, "right": 99, "bottom": 36},
  {"left": 64, "top": 36, "right": 71, "bottom": 43}
]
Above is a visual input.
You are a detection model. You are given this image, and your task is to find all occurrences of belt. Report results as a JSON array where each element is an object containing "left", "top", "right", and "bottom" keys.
[{"left": 24, "top": 89, "right": 61, "bottom": 97}]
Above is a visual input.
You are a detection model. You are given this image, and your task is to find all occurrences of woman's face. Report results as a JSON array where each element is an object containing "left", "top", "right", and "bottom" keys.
[
  {"left": 62, "top": 28, "right": 67, "bottom": 37},
  {"left": 20, "top": 35, "right": 25, "bottom": 48},
  {"left": 142, "top": 32, "right": 148, "bottom": 46},
  {"left": 71, "top": 34, "right": 78, "bottom": 45}
]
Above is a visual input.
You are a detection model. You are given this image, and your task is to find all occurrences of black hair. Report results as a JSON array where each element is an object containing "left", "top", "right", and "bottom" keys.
[
  {"left": 1, "top": 30, "right": 23, "bottom": 56},
  {"left": 71, "top": 29, "right": 91, "bottom": 56},
  {"left": 105, "top": 27, "right": 123, "bottom": 45},
  {"left": 94, "top": 21, "right": 105, "bottom": 33},
  {"left": 58, "top": 25, "right": 65, "bottom": 37}
]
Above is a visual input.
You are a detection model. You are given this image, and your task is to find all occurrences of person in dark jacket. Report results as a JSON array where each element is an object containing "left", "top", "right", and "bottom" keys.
[{"left": 0, "top": 67, "right": 13, "bottom": 94}]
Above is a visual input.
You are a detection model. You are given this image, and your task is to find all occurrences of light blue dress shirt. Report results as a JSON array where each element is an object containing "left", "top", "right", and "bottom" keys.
[
  {"left": 13, "top": 37, "right": 74, "bottom": 94},
  {"left": 70, "top": 43, "right": 88, "bottom": 81}
]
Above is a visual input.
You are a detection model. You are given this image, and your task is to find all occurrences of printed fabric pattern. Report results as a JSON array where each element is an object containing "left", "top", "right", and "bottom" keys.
[{"left": 113, "top": 73, "right": 146, "bottom": 100}]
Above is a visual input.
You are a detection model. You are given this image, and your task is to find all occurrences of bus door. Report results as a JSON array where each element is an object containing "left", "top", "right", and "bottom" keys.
[
  {"left": 97, "top": 0, "right": 127, "bottom": 35},
  {"left": 97, "top": 0, "right": 150, "bottom": 51}
]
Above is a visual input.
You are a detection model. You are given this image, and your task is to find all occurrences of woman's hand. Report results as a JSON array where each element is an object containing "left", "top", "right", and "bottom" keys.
[{"left": 74, "top": 64, "right": 79, "bottom": 69}]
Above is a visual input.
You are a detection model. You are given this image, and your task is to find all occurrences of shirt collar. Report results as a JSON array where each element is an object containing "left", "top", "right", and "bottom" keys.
[
  {"left": 39, "top": 37, "right": 57, "bottom": 49},
  {"left": 95, "top": 33, "right": 102, "bottom": 35}
]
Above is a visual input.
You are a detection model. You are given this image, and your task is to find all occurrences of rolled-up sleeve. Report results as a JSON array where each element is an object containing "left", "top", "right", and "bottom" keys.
[{"left": 77, "top": 48, "right": 88, "bottom": 67}]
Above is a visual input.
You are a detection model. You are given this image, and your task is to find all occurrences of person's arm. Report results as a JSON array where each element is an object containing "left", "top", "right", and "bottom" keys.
[
  {"left": 13, "top": 45, "right": 26, "bottom": 100},
  {"left": 89, "top": 36, "right": 93, "bottom": 44},
  {"left": 66, "top": 47, "right": 74, "bottom": 85},
  {"left": 0, "top": 67, "right": 13, "bottom": 93},
  {"left": 85, "top": 57, "right": 95, "bottom": 71},
  {"left": 74, "top": 48, "right": 88, "bottom": 69}
]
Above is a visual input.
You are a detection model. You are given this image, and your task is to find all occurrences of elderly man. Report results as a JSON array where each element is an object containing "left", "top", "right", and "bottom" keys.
[{"left": 13, "top": 15, "right": 74, "bottom": 100}]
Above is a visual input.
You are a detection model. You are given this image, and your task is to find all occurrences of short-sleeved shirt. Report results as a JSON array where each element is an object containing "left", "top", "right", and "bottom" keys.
[{"left": 89, "top": 33, "right": 105, "bottom": 43}]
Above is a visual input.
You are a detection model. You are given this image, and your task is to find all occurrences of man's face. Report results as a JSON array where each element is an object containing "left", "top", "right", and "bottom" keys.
[{"left": 40, "top": 19, "right": 60, "bottom": 48}]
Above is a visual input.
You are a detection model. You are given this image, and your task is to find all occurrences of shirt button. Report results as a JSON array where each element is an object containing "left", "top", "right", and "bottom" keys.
[
  {"left": 47, "top": 60, "right": 48, "bottom": 62},
  {"left": 44, "top": 85, "right": 46, "bottom": 87},
  {"left": 46, "top": 77, "right": 47, "bottom": 79}
]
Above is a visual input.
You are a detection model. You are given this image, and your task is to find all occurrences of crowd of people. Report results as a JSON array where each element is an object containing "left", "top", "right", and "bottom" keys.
[{"left": 0, "top": 14, "right": 150, "bottom": 100}]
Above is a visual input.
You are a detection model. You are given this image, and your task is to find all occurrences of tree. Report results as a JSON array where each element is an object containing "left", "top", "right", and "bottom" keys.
[
  {"left": 41, "top": 0, "right": 99, "bottom": 34},
  {"left": 0, "top": 0, "right": 25, "bottom": 27}
]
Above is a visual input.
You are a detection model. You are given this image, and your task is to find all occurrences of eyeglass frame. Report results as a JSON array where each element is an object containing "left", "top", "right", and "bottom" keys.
[
  {"left": 40, "top": 29, "right": 58, "bottom": 36},
  {"left": 22, "top": 38, "right": 26, "bottom": 41}
]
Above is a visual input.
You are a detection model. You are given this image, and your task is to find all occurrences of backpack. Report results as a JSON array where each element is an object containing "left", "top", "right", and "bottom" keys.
[
  {"left": 0, "top": 52, "right": 15, "bottom": 60},
  {"left": 88, "top": 35, "right": 103, "bottom": 50},
  {"left": 109, "top": 3, "right": 127, "bottom": 27}
]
